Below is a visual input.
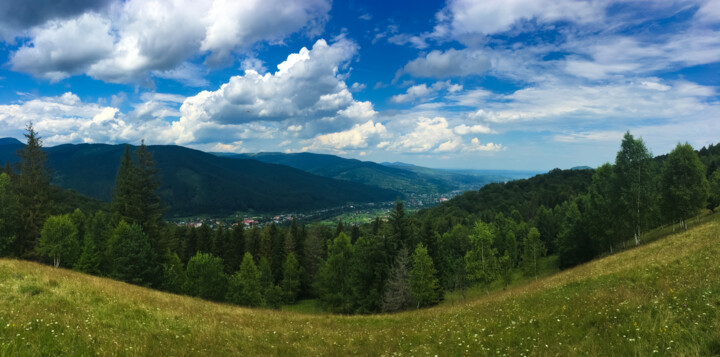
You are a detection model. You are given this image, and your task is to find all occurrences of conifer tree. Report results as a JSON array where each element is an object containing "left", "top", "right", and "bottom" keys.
[
  {"left": 224, "top": 225, "right": 245, "bottom": 274},
  {"left": 227, "top": 253, "right": 262, "bottom": 307},
  {"left": 134, "top": 141, "right": 164, "bottom": 246},
  {"left": 74, "top": 234, "right": 101, "bottom": 274},
  {"left": 107, "top": 221, "right": 158, "bottom": 287},
  {"left": 315, "top": 232, "right": 354, "bottom": 313},
  {"left": 112, "top": 145, "right": 141, "bottom": 224},
  {"left": 0, "top": 173, "right": 18, "bottom": 256},
  {"left": 15, "top": 123, "right": 53, "bottom": 257},
  {"left": 350, "top": 234, "right": 387, "bottom": 313},
  {"left": 409, "top": 243, "right": 441, "bottom": 308},
  {"left": 381, "top": 247, "right": 413, "bottom": 312},
  {"left": 280, "top": 252, "right": 304, "bottom": 304}
]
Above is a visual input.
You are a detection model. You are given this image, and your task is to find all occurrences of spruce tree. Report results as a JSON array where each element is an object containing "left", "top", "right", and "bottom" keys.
[
  {"left": 74, "top": 234, "right": 101, "bottom": 274},
  {"left": 227, "top": 253, "right": 262, "bottom": 307},
  {"left": 107, "top": 221, "right": 159, "bottom": 287},
  {"left": 350, "top": 234, "right": 387, "bottom": 313},
  {"left": 15, "top": 123, "right": 53, "bottom": 257},
  {"left": 112, "top": 145, "right": 141, "bottom": 224},
  {"left": 0, "top": 173, "right": 18, "bottom": 256},
  {"left": 134, "top": 141, "right": 164, "bottom": 248},
  {"left": 280, "top": 252, "right": 304, "bottom": 304},
  {"left": 409, "top": 243, "right": 441, "bottom": 308},
  {"left": 381, "top": 247, "right": 413, "bottom": 312},
  {"left": 314, "top": 232, "right": 354, "bottom": 313}
]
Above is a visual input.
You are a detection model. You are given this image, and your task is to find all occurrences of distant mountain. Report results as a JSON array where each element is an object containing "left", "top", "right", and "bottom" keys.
[
  {"left": 0, "top": 138, "right": 22, "bottom": 146},
  {"left": 219, "top": 152, "right": 522, "bottom": 194},
  {"left": 570, "top": 166, "right": 593, "bottom": 170},
  {"left": 0, "top": 140, "right": 400, "bottom": 216}
]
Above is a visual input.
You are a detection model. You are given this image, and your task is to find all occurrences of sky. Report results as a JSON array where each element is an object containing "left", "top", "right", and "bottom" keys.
[{"left": 0, "top": 0, "right": 718, "bottom": 171}]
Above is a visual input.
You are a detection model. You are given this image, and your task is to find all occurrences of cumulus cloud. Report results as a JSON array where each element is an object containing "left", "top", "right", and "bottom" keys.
[
  {"left": 6, "top": 0, "right": 331, "bottom": 83},
  {"left": 454, "top": 123, "right": 494, "bottom": 135},
  {"left": 400, "top": 49, "right": 491, "bottom": 78},
  {"left": 388, "top": 117, "right": 460, "bottom": 153},
  {"left": 391, "top": 81, "right": 463, "bottom": 103},
  {"left": 0, "top": 0, "right": 113, "bottom": 39},
  {"left": 303, "top": 120, "right": 388, "bottom": 151}
]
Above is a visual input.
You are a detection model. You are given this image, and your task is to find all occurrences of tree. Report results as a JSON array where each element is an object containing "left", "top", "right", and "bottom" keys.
[
  {"left": 257, "top": 256, "right": 282, "bottom": 308},
  {"left": 350, "top": 234, "right": 387, "bottom": 313},
  {"left": 280, "top": 252, "right": 303, "bottom": 304},
  {"left": 134, "top": 141, "right": 164, "bottom": 247},
  {"left": 314, "top": 232, "right": 354, "bottom": 313},
  {"left": 710, "top": 169, "right": 720, "bottom": 210},
  {"left": 15, "top": 123, "right": 53, "bottom": 257},
  {"left": 381, "top": 247, "right": 413, "bottom": 312},
  {"left": 160, "top": 251, "right": 186, "bottom": 294},
  {"left": 0, "top": 173, "right": 18, "bottom": 256},
  {"left": 388, "top": 201, "right": 409, "bottom": 254},
  {"left": 112, "top": 145, "right": 141, "bottom": 224},
  {"left": 74, "top": 234, "right": 101, "bottom": 274},
  {"left": 661, "top": 143, "right": 709, "bottom": 229},
  {"left": 107, "top": 221, "right": 158, "bottom": 287},
  {"left": 183, "top": 252, "right": 227, "bottom": 301},
  {"left": 465, "top": 221, "right": 497, "bottom": 293},
  {"left": 586, "top": 163, "right": 618, "bottom": 253},
  {"left": 409, "top": 243, "right": 441, "bottom": 308},
  {"left": 224, "top": 225, "right": 245, "bottom": 274},
  {"left": 226, "top": 253, "right": 263, "bottom": 307},
  {"left": 38, "top": 214, "right": 79, "bottom": 268},
  {"left": 614, "top": 132, "right": 654, "bottom": 245},
  {"left": 521, "top": 227, "right": 545, "bottom": 280},
  {"left": 498, "top": 252, "right": 513, "bottom": 289}
]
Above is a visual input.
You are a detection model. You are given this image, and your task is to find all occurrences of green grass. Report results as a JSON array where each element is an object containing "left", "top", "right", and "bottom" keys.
[{"left": 2, "top": 217, "right": 720, "bottom": 355}]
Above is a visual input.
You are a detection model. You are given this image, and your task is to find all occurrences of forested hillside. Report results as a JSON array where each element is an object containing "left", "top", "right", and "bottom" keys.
[{"left": 0, "top": 140, "right": 399, "bottom": 216}]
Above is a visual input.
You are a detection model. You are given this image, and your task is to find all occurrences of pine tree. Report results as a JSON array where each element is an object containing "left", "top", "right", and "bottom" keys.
[
  {"left": 107, "top": 221, "right": 159, "bottom": 287},
  {"left": 74, "top": 234, "right": 101, "bottom": 274},
  {"left": 134, "top": 141, "right": 164, "bottom": 248},
  {"left": 661, "top": 143, "right": 709, "bottom": 229},
  {"left": 227, "top": 253, "right": 263, "bottom": 307},
  {"left": 224, "top": 225, "right": 245, "bottom": 274},
  {"left": 314, "top": 232, "right": 354, "bottom": 313},
  {"left": 0, "top": 173, "right": 18, "bottom": 256},
  {"left": 350, "top": 234, "right": 388, "bottom": 313},
  {"left": 112, "top": 145, "right": 141, "bottom": 224},
  {"left": 15, "top": 123, "right": 53, "bottom": 258},
  {"left": 38, "top": 214, "right": 79, "bottom": 268},
  {"left": 280, "top": 252, "right": 304, "bottom": 304},
  {"left": 409, "top": 243, "right": 441, "bottom": 308},
  {"left": 381, "top": 247, "right": 413, "bottom": 312}
]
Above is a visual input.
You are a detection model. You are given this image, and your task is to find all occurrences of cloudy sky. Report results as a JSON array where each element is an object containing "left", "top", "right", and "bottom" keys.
[{"left": 0, "top": 0, "right": 718, "bottom": 170}]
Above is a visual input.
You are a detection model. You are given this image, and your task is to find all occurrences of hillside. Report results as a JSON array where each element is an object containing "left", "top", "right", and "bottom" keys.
[
  {"left": 0, "top": 141, "right": 399, "bottom": 216},
  {"left": 221, "top": 152, "right": 518, "bottom": 194},
  {"left": 2, "top": 217, "right": 718, "bottom": 355}
]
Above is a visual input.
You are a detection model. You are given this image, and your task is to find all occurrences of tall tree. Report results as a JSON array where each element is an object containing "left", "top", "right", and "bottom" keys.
[
  {"left": 350, "top": 234, "right": 387, "bottom": 313},
  {"left": 409, "top": 243, "right": 441, "bottom": 308},
  {"left": 0, "top": 173, "right": 18, "bottom": 256},
  {"left": 226, "top": 252, "right": 263, "bottom": 307},
  {"left": 314, "top": 232, "right": 354, "bottom": 313},
  {"left": 521, "top": 227, "right": 546, "bottom": 280},
  {"left": 586, "top": 163, "right": 618, "bottom": 253},
  {"left": 74, "top": 233, "right": 101, "bottom": 274},
  {"left": 661, "top": 143, "right": 709, "bottom": 229},
  {"left": 112, "top": 145, "right": 141, "bottom": 224},
  {"left": 280, "top": 252, "right": 304, "bottom": 304},
  {"left": 389, "top": 201, "right": 409, "bottom": 254},
  {"left": 38, "top": 214, "right": 79, "bottom": 268},
  {"left": 183, "top": 252, "right": 227, "bottom": 301},
  {"left": 614, "top": 132, "right": 654, "bottom": 245},
  {"left": 134, "top": 141, "right": 164, "bottom": 247},
  {"left": 381, "top": 247, "right": 413, "bottom": 312},
  {"left": 107, "top": 221, "right": 159, "bottom": 287},
  {"left": 15, "top": 123, "right": 53, "bottom": 257},
  {"left": 710, "top": 169, "right": 720, "bottom": 210},
  {"left": 465, "top": 221, "right": 498, "bottom": 293}
]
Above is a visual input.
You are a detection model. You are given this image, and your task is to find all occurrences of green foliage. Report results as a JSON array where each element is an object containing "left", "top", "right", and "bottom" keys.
[
  {"left": 382, "top": 247, "right": 413, "bottom": 312},
  {"left": 350, "top": 234, "right": 387, "bottom": 313},
  {"left": 183, "top": 252, "right": 227, "bottom": 301},
  {"left": 521, "top": 227, "right": 546, "bottom": 279},
  {"left": 315, "top": 233, "right": 354, "bottom": 313},
  {"left": 585, "top": 163, "right": 618, "bottom": 253},
  {"left": 710, "top": 169, "right": 720, "bottom": 210},
  {"left": 160, "top": 251, "right": 185, "bottom": 294},
  {"left": 498, "top": 252, "right": 513, "bottom": 289},
  {"left": 38, "top": 214, "right": 79, "bottom": 268},
  {"left": 661, "top": 143, "right": 709, "bottom": 228},
  {"left": 465, "top": 221, "right": 497, "bottom": 291},
  {"left": 227, "top": 253, "right": 263, "bottom": 307},
  {"left": 409, "top": 243, "right": 441, "bottom": 308},
  {"left": 15, "top": 124, "right": 53, "bottom": 257},
  {"left": 614, "top": 131, "right": 655, "bottom": 244},
  {"left": 0, "top": 173, "right": 18, "bottom": 256},
  {"left": 73, "top": 234, "right": 101, "bottom": 275},
  {"left": 280, "top": 253, "right": 303, "bottom": 304},
  {"left": 107, "top": 221, "right": 158, "bottom": 287}
]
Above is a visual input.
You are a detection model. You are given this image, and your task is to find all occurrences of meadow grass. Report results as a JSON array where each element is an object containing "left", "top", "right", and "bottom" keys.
[{"left": 1, "top": 217, "right": 719, "bottom": 356}]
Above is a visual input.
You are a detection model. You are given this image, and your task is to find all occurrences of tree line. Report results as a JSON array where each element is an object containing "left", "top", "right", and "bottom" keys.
[{"left": 1, "top": 126, "right": 718, "bottom": 314}]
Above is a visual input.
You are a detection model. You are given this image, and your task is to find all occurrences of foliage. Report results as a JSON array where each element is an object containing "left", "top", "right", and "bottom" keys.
[
  {"left": 521, "top": 227, "right": 545, "bottom": 279},
  {"left": 73, "top": 234, "right": 101, "bottom": 275},
  {"left": 660, "top": 143, "right": 709, "bottom": 228},
  {"left": 614, "top": 131, "right": 655, "bottom": 245},
  {"left": 465, "top": 221, "right": 497, "bottom": 292},
  {"left": 37, "top": 214, "right": 79, "bottom": 268},
  {"left": 107, "top": 221, "right": 158, "bottom": 287},
  {"left": 408, "top": 243, "right": 441, "bottom": 308},
  {"left": 0, "top": 173, "right": 18, "bottom": 256},
  {"left": 226, "top": 253, "right": 263, "bottom": 307},
  {"left": 314, "top": 233, "right": 354, "bottom": 313},
  {"left": 382, "top": 247, "right": 413, "bottom": 312},
  {"left": 280, "top": 253, "right": 303, "bottom": 304},
  {"left": 183, "top": 252, "right": 227, "bottom": 301}
]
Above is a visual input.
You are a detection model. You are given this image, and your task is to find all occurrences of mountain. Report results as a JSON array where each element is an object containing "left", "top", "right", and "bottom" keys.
[
  {"left": 0, "top": 140, "right": 400, "bottom": 216},
  {"left": 2, "top": 216, "right": 717, "bottom": 355},
  {"left": 382, "top": 162, "right": 541, "bottom": 188},
  {"left": 218, "top": 152, "right": 523, "bottom": 194},
  {"left": 0, "top": 137, "right": 22, "bottom": 146}
]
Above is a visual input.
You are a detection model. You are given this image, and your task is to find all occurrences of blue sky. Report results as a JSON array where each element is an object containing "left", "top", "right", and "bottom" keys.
[{"left": 0, "top": 0, "right": 718, "bottom": 170}]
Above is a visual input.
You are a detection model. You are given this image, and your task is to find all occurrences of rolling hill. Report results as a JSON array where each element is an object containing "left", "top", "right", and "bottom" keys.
[
  {"left": 0, "top": 141, "right": 399, "bottom": 216},
  {"left": 219, "top": 152, "right": 523, "bottom": 194},
  {"left": 1, "top": 214, "right": 718, "bottom": 355}
]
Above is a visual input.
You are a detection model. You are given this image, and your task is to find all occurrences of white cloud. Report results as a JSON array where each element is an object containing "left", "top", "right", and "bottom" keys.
[
  {"left": 467, "top": 137, "right": 502, "bottom": 152},
  {"left": 303, "top": 120, "right": 388, "bottom": 151},
  {"left": 391, "top": 81, "right": 463, "bottom": 103},
  {"left": 401, "top": 49, "right": 491, "bottom": 78},
  {"left": 7, "top": 0, "right": 331, "bottom": 83},
  {"left": 454, "top": 123, "right": 494, "bottom": 135}
]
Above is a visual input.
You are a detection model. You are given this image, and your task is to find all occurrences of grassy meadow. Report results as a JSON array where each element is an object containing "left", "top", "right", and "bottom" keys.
[{"left": 1, "top": 217, "right": 720, "bottom": 356}]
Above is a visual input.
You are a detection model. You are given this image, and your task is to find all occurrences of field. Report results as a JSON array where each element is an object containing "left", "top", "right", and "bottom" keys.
[{"left": 1, "top": 217, "right": 719, "bottom": 356}]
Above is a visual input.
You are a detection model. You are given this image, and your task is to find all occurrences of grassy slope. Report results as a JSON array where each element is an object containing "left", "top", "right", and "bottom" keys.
[{"left": 2, "top": 219, "right": 720, "bottom": 356}]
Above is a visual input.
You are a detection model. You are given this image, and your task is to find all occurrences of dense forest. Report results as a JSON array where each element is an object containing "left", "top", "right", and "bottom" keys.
[{"left": 2, "top": 125, "right": 719, "bottom": 314}]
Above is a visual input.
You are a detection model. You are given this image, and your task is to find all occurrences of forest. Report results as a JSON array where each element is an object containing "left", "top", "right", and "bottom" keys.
[{"left": 1, "top": 125, "right": 719, "bottom": 314}]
